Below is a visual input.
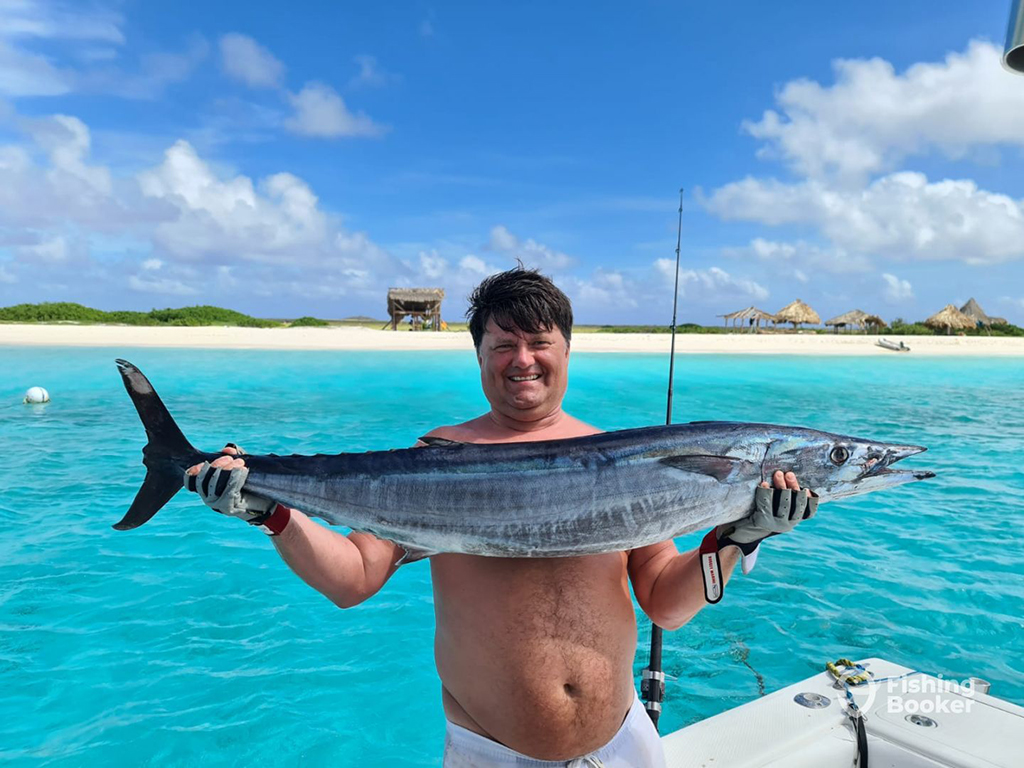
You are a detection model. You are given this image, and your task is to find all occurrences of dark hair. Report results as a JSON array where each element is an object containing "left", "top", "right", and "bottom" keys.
[{"left": 467, "top": 266, "right": 573, "bottom": 350}]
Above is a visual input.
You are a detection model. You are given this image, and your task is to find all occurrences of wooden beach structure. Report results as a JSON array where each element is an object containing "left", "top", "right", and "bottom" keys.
[
  {"left": 718, "top": 306, "right": 778, "bottom": 332},
  {"left": 960, "top": 298, "right": 1007, "bottom": 330},
  {"left": 386, "top": 287, "right": 445, "bottom": 331},
  {"left": 862, "top": 313, "right": 886, "bottom": 331},
  {"left": 824, "top": 309, "right": 887, "bottom": 333},
  {"left": 924, "top": 304, "right": 975, "bottom": 335},
  {"left": 824, "top": 309, "right": 867, "bottom": 333},
  {"left": 774, "top": 299, "right": 821, "bottom": 329}
]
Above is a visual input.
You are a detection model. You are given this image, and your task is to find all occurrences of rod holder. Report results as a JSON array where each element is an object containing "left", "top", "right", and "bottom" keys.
[{"left": 1005, "top": 0, "right": 1024, "bottom": 73}]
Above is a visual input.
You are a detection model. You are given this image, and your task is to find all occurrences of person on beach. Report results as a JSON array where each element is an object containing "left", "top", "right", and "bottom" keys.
[{"left": 185, "top": 267, "right": 814, "bottom": 767}]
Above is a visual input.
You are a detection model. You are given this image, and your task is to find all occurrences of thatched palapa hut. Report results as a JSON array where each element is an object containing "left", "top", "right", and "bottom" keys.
[
  {"left": 959, "top": 298, "right": 1007, "bottom": 328},
  {"left": 862, "top": 314, "right": 886, "bottom": 331},
  {"left": 774, "top": 299, "right": 821, "bottom": 329},
  {"left": 824, "top": 309, "right": 867, "bottom": 333},
  {"left": 718, "top": 306, "right": 777, "bottom": 331},
  {"left": 824, "top": 309, "right": 887, "bottom": 333},
  {"left": 924, "top": 304, "right": 975, "bottom": 335},
  {"left": 387, "top": 287, "right": 445, "bottom": 331}
]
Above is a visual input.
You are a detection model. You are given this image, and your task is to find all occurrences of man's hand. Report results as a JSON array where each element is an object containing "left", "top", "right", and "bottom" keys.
[
  {"left": 716, "top": 470, "right": 818, "bottom": 573},
  {"left": 184, "top": 444, "right": 277, "bottom": 524}
]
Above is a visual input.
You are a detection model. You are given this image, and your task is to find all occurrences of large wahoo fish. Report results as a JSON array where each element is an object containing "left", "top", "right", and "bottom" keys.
[{"left": 114, "top": 360, "right": 934, "bottom": 559}]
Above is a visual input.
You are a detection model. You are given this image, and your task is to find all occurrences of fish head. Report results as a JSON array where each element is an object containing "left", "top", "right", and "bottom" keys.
[{"left": 761, "top": 429, "right": 935, "bottom": 502}]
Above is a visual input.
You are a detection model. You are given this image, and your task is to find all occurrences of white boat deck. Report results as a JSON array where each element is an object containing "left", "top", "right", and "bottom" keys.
[{"left": 662, "top": 658, "right": 1024, "bottom": 768}]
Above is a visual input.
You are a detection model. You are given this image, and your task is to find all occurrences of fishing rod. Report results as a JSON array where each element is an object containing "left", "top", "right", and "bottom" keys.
[{"left": 642, "top": 187, "right": 684, "bottom": 729}]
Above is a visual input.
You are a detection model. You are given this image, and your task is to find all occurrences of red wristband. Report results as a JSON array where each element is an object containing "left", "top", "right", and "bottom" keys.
[{"left": 257, "top": 504, "right": 292, "bottom": 536}]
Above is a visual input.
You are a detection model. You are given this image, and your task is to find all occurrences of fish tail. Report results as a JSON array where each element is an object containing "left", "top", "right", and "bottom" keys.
[{"left": 113, "top": 359, "right": 199, "bottom": 530}]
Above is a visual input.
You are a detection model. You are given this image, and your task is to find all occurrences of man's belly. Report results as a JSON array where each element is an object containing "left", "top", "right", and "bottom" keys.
[{"left": 430, "top": 552, "right": 639, "bottom": 760}]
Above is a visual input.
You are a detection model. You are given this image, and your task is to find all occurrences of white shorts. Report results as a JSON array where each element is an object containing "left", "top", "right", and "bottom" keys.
[{"left": 442, "top": 694, "right": 666, "bottom": 768}]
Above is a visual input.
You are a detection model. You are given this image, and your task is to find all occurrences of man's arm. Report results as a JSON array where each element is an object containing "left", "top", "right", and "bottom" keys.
[
  {"left": 186, "top": 446, "right": 403, "bottom": 609},
  {"left": 628, "top": 540, "right": 741, "bottom": 631},
  {"left": 271, "top": 511, "right": 404, "bottom": 609},
  {"left": 628, "top": 469, "right": 805, "bottom": 631}
]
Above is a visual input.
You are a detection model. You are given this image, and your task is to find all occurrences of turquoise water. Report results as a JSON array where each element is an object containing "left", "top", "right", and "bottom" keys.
[{"left": 2, "top": 347, "right": 1022, "bottom": 766}]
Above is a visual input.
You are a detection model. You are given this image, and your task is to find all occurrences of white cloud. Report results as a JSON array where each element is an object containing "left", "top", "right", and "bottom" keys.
[
  {"left": 137, "top": 140, "right": 335, "bottom": 262},
  {"left": 459, "top": 254, "right": 500, "bottom": 276},
  {"left": 1, "top": 1, "right": 125, "bottom": 44},
  {"left": 31, "top": 114, "right": 112, "bottom": 194},
  {"left": 654, "top": 260, "right": 768, "bottom": 301},
  {"left": 76, "top": 47, "right": 118, "bottom": 63},
  {"left": 706, "top": 173, "right": 1024, "bottom": 265},
  {"left": 882, "top": 273, "right": 914, "bottom": 302},
  {"left": 0, "top": 114, "right": 134, "bottom": 231},
  {"left": 0, "top": 105, "right": 405, "bottom": 307},
  {"left": 14, "top": 235, "right": 69, "bottom": 263},
  {"left": 704, "top": 39, "right": 1024, "bottom": 316},
  {"left": 349, "top": 55, "right": 395, "bottom": 88},
  {"left": 128, "top": 274, "right": 199, "bottom": 296},
  {"left": 0, "top": 38, "right": 70, "bottom": 95},
  {"left": 745, "top": 40, "right": 1024, "bottom": 182},
  {"left": 219, "top": 33, "right": 284, "bottom": 89},
  {"left": 487, "top": 225, "right": 575, "bottom": 270},
  {"left": 0, "top": 3, "right": 203, "bottom": 100},
  {"left": 722, "top": 237, "right": 872, "bottom": 275},
  {"left": 0, "top": 264, "right": 17, "bottom": 284},
  {"left": 120, "top": 38, "right": 209, "bottom": 96},
  {"left": 418, "top": 249, "right": 448, "bottom": 279},
  {"left": 284, "top": 82, "right": 385, "bottom": 138},
  {"left": 749, "top": 238, "right": 797, "bottom": 260},
  {"left": 572, "top": 269, "right": 638, "bottom": 309}
]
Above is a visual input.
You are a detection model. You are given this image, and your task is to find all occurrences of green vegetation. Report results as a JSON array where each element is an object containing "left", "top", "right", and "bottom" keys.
[
  {"left": 1, "top": 302, "right": 277, "bottom": 327},
  {"left": 574, "top": 323, "right": 731, "bottom": 334},
  {"left": 885, "top": 317, "right": 1024, "bottom": 337},
  {"left": 887, "top": 319, "right": 935, "bottom": 336},
  {"left": 3, "top": 302, "right": 1020, "bottom": 336},
  {"left": 981, "top": 322, "right": 1024, "bottom": 337},
  {"left": 288, "top": 316, "right": 331, "bottom": 328}
]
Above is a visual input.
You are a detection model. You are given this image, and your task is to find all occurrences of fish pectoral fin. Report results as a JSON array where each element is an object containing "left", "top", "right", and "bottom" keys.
[
  {"left": 417, "top": 436, "right": 465, "bottom": 448},
  {"left": 396, "top": 545, "right": 438, "bottom": 565},
  {"left": 658, "top": 454, "right": 740, "bottom": 482}
]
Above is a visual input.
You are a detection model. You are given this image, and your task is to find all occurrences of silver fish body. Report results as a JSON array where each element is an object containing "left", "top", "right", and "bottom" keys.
[{"left": 114, "top": 360, "right": 934, "bottom": 558}]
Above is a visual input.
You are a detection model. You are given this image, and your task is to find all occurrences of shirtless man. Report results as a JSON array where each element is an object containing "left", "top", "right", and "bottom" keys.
[{"left": 186, "top": 267, "right": 812, "bottom": 767}]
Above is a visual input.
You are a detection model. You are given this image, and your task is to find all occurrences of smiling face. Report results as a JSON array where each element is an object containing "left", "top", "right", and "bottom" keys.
[{"left": 477, "top": 318, "right": 570, "bottom": 424}]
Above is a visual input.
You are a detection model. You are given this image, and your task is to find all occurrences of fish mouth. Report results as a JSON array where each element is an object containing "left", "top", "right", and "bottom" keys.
[{"left": 860, "top": 444, "right": 935, "bottom": 481}]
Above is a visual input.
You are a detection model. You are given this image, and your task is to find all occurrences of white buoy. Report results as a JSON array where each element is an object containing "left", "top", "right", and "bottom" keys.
[{"left": 24, "top": 386, "right": 50, "bottom": 404}]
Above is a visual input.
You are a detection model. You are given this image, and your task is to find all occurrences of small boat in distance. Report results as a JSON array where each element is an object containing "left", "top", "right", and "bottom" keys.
[{"left": 877, "top": 338, "right": 910, "bottom": 352}]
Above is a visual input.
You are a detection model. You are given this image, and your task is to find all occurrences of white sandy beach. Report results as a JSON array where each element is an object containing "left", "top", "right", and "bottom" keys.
[{"left": 2, "top": 323, "right": 1024, "bottom": 355}]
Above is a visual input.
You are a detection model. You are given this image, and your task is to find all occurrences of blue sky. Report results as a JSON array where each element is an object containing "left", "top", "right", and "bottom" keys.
[{"left": 1, "top": 0, "right": 1022, "bottom": 324}]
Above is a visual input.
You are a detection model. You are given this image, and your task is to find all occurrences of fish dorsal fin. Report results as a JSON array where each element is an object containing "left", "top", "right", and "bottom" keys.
[
  {"left": 418, "top": 436, "right": 464, "bottom": 448},
  {"left": 659, "top": 454, "right": 739, "bottom": 482}
]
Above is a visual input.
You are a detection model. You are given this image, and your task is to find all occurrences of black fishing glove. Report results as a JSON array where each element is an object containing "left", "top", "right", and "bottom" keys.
[
  {"left": 184, "top": 445, "right": 277, "bottom": 525},
  {"left": 717, "top": 485, "right": 818, "bottom": 574}
]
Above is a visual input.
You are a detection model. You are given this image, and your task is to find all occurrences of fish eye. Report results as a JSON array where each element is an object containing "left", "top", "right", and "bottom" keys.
[{"left": 830, "top": 446, "right": 850, "bottom": 465}]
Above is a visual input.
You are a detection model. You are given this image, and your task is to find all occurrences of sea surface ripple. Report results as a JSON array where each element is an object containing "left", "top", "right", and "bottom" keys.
[{"left": 2, "top": 347, "right": 1021, "bottom": 766}]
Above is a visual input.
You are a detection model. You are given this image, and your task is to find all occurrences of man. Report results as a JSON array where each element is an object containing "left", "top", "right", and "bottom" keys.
[{"left": 187, "top": 267, "right": 812, "bottom": 767}]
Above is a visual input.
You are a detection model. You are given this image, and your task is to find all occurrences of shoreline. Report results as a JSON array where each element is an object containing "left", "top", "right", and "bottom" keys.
[{"left": 2, "top": 323, "right": 1024, "bottom": 355}]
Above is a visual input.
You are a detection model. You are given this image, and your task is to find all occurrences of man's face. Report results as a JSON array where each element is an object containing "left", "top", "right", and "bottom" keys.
[{"left": 477, "top": 318, "right": 570, "bottom": 422}]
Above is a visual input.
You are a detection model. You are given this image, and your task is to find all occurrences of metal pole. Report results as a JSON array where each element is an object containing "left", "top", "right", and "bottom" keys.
[
  {"left": 1005, "top": 0, "right": 1024, "bottom": 73},
  {"left": 643, "top": 188, "right": 684, "bottom": 730}
]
